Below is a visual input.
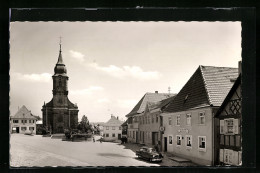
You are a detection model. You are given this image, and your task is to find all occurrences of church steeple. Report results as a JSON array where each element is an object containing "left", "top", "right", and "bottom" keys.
[{"left": 54, "top": 38, "right": 67, "bottom": 75}]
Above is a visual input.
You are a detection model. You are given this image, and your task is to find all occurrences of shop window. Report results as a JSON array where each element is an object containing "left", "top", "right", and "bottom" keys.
[
  {"left": 21, "top": 127, "right": 26, "bottom": 131},
  {"left": 112, "top": 133, "right": 115, "bottom": 137},
  {"left": 169, "top": 136, "right": 173, "bottom": 144},
  {"left": 186, "top": 135, "right": 192, "bottom": 147},
  {"left": 176, "top": 135, "right": 181, "bottom": 146},
  {"left": 29, "top": 127, "right": 34, "bottom": 131},
  {"left": 106, "top": 133, "right": 109, "bottom": 137},
  {"left": 198, "top": 136, "right": 206, "bottom": 150}
]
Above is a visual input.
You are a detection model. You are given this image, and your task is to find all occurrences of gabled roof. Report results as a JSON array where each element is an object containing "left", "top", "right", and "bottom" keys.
[
  {"left": 125, "top": 92, "right": 175, "bottom": 117},
  {"left": 215, "top": 74, "right": 241, "bottom": 117},
  {"left": 146, "top": 95, "right": 176, "bottom": 112},
  {"left": 164, "top": 65, "right": 238, "bottom": 113},
  {"left": 11, "top": 105, "right": 37, "bottom": 120},
  {"left": 104, "top": 116, "right": 123, "bottom": 125}
]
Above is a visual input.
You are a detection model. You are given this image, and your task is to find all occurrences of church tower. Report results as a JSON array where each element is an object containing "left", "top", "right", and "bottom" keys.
[{"left": 42, "top": 42, "right": 79, "bottom": 133}]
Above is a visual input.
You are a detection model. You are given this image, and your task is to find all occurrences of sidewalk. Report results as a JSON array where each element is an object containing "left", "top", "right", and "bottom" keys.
[{"left": 121, "top": 142, "right": 198, "bottom": 166}]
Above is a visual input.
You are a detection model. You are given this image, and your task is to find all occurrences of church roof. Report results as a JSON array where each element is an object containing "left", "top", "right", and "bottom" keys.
[
  {"left": 125, "top": 92, "right": 175, "bottom": 117},
  {"left": 164, "top": 65, "right": 238, "bottom": 113},
  {"left": 54, "top": 44, "right": 67, "bottom": 75},
  {"left": 11, "top": 105, "right": 37, "bottom": 120}
]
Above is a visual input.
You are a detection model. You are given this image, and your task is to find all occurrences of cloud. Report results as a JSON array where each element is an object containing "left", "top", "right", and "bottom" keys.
[
  {"left": 116, "top": 99, "right": 138, "bottom": 108},
  {"left": 69, "top": 50, "right": 85, "bottom": 63},
  {"left": 70, "top": 86, "right": 104, "bottom": 95},
  {"left": 12, "top": 72, "right": 52, "bottom": 83},
  {"left": 89, "top": 63, "right": 162, "bottom": 80},
  {"left": 97, "top": 98, "right": 110, "bottom": 103}
]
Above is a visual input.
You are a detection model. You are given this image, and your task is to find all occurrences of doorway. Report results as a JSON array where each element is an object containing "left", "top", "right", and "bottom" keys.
[
  {"left": 16, "top": 127, "right": 19, "bottom": 133},
  {"left": 118, "top": 134, "right": 121, "bottom": 140},
  {"left": 164, "top": 137, "right": 167, "bottom": 152}
]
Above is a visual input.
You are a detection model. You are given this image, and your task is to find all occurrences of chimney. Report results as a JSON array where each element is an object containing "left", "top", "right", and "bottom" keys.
[
  {"left": 117, "top": 116, "right": 119, "bottom": 120},
  {"left": 155, "top": 91, "right": 158, "bottom": 94},
  {"left": 238, "top": 61, "right": 242, "bottom": 74}
]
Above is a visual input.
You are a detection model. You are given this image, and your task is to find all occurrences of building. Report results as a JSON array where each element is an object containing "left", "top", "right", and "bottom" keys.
[
  {"left": 161, "top": 65, "right": 238, "bottom": 165},
  {"left": 91, "top": 122, "right": 104, "bottom": 136},
  {"left": 42, "top": 43, "right": 79, "bottom": 134},
  {"left": 10, "top": 105, "right": 37, "bottom": 134},
  {"left": 139, "top": 96, "right": 176, "bottom": 150},
  {"left": 215, "top": 63, "right": 242, "bottom": 166},
  {"left": 125, "top": 91, "right": 174, "bottom": 143},
  {"left": 103, "top": 115, "right": 123, "bottom": 142},
  {"left": 121, "top": 121, "right": 128, "bottom": 136}
]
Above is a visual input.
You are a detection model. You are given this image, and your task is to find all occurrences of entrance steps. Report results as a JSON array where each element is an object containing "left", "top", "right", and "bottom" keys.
[{"left": 51, "top": 133, "right": 65, "bottom": 139}]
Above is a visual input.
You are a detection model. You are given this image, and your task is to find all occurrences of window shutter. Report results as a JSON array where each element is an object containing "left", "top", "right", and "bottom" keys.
[
  {"left": 223, "top": 120, "right": 228, "bottom": 134},
  {"left": 220, "top": 120, "right": 224, "bottom": 134},
  {"left": 219, "top": 149, "right": 224, "bottom": 162},
  {"left": 233, "top": 119, "right": 239, "bottom": 134},
  {"left": 238, "top": 151, "right": 242, "bottom": 165},
  {"left": 233, "top": 151, "right": 239, "bottom": 166}
]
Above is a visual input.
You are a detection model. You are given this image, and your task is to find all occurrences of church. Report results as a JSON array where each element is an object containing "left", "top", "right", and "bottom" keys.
[{"left": 42, "top": 43, "right": 79, "bottom": 133}]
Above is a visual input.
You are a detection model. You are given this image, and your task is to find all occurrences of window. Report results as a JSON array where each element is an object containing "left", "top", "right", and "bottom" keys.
[
  {"left": 169, "top": 117, "right": 172, "bottom": 125},
  {"left": 112, "top": 133, "right": 115, "bottom": 137},
  {"left": 198, "top": 136, "right": 206, "bottom": 150},
  {"left": 133, "top": 132, "right": 135, "bottom": 139},
  {"left": 21, "top": 120, "right": 24, "bottom": 123},
  {"left": 119, "top": 126, "right": 121, "bottom": 130},
  {"left": 13, "top": 120, "right": 18, "bottom": 123},
  {"left": 29, "top": 127, "right": 34, "bottom": 131},
  {"left": 177, "top": 135, "right": 181, "bottom": 146},
  {"left": 186, "top": 135, "right": 192, "bottom": 147},
  {"left": 176, "top": 115, "right": 180, "bottom": 126},
  {"left": 24, "top": 120, "right": 27, "bottom": 123},
  {"left": 106, "top": 126, "right": 109, "bottom": 130},
  {"left": 186, "top": 114, "right": 191, "bottom": 125},
  {"left": 32, "top": 120, "right": 34, "bottom": 123},
  {"left": 112, "top": 126, "right": 115, "bottom": 130},
  {"left": 199, "top": 112, "right": 205, "bottom": 125},
  {"left": 169, "top": 136, "right": 173, "bottom": 144},
  {"left": 29, "top": 120, "right": 31, "bottom": 123},
  {"left": 156, "top": 115, "right": 159, "bottom": 123},
  {"left": 21, "top": 127, "right": 26, "bottom": 131},
  {"left": 106, "top": 133, "right": 109, "bottom": 137},
  {"left": 220, "top": 119, "right": 239, "bottom": 135}
]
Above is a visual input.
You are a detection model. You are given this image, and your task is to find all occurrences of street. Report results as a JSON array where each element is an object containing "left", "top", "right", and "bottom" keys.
[{"left": 10, "top": 134, "right": 161, "bottom": 167}]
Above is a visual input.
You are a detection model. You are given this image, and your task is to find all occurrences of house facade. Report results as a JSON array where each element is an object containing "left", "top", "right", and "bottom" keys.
[
  {"left": 138, "top": 96, "right": 175, "bottom": 150},
  {"left": 103, "top": 115, "right": 123, "bottom": 142},
  {"left": 216, "top": 74, "right": 242, "bottom": 166},
  {"left": 125, "top": 91, "right": 174, "bottom": 143},
  {"left": 10, "top": 105, "right": 37, "bottom": 134},
  {"left": 161, "top": 65, "right": 238, "bottom": 165}
]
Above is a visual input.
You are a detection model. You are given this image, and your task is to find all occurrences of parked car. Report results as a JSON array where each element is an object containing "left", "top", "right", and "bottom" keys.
[{"left": 136, "top": 146, "right": 163, "bottom": 162}]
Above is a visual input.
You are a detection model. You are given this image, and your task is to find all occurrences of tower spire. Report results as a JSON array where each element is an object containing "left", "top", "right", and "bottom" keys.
[{"left": 59, "top": 36, "right": 62, "bottom": 52}]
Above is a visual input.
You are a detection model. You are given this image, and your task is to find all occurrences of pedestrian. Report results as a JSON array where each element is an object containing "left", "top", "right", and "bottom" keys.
[
  {"left": 93, "top": 136, "right": 95, "bottom": 142},
  {"left": 100, "top": 136, "right": 103, "bottom": 143}
]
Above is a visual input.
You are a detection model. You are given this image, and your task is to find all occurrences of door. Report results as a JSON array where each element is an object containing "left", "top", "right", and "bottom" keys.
[
  {"left": 118, "top": 134, "right": 121, "bottom": 140},
  {"left": 136, "top": 131, "right": 138, "bottom": 143},
  {"left": 164, "top": 137, "right": 167, "bottom": 152},
  {"left": 16, "top": 127, "right": 19, "bottom": 133}
]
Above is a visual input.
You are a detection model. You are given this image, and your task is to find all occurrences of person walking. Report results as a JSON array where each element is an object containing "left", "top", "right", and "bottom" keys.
[
  {"left": 93, "top": 136, "right": 95, "bottom": 142},
  {"left": 100, "top": 136, "right": 103, "bottom": 143}
]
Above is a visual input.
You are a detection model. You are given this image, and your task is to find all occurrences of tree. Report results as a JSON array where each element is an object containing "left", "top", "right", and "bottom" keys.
[{"left": 77, "top": 115, "right": 92, "bottom": 133}]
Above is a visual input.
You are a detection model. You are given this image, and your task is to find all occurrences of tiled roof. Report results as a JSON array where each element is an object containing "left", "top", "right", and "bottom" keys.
[
  {"left": 104, "top": 116, "right": 124, "bottom": 125},
  {"left": 11, "top": 105, "right": 37, "bottom": 120},
  {"left": 215, "top": 74, "right": 241, "bottom": 117},
  {"left": 201, "top": 65, "right": 238, "bottom": 106},
  {"left": 126, "top": 92, "right": 174, "bottom": 117},
  {"left": 164, "top": 65, "right": 238, "bottom": 113},
  {"left": 147, "top": 95, "right": 176, "bottom": 112}
]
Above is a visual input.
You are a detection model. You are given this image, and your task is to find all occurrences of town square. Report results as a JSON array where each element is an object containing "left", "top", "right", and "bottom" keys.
[{"left": 10, "top": 21, "right": 242, "bottom": 167}]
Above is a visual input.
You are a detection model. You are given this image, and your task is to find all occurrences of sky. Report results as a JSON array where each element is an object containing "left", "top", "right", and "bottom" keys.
[{"left": 10, "top": 21, "right": 241, "bottom": 122}]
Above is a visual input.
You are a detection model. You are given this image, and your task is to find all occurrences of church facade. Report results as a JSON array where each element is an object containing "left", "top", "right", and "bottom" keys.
[{"left": 42, "top": 44, "right": 79, "bottom": 133}]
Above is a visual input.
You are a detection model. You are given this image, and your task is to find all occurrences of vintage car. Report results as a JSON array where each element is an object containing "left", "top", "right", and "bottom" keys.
[{"left": 136, "top": 146, "right": 163, "bottom": 162}]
